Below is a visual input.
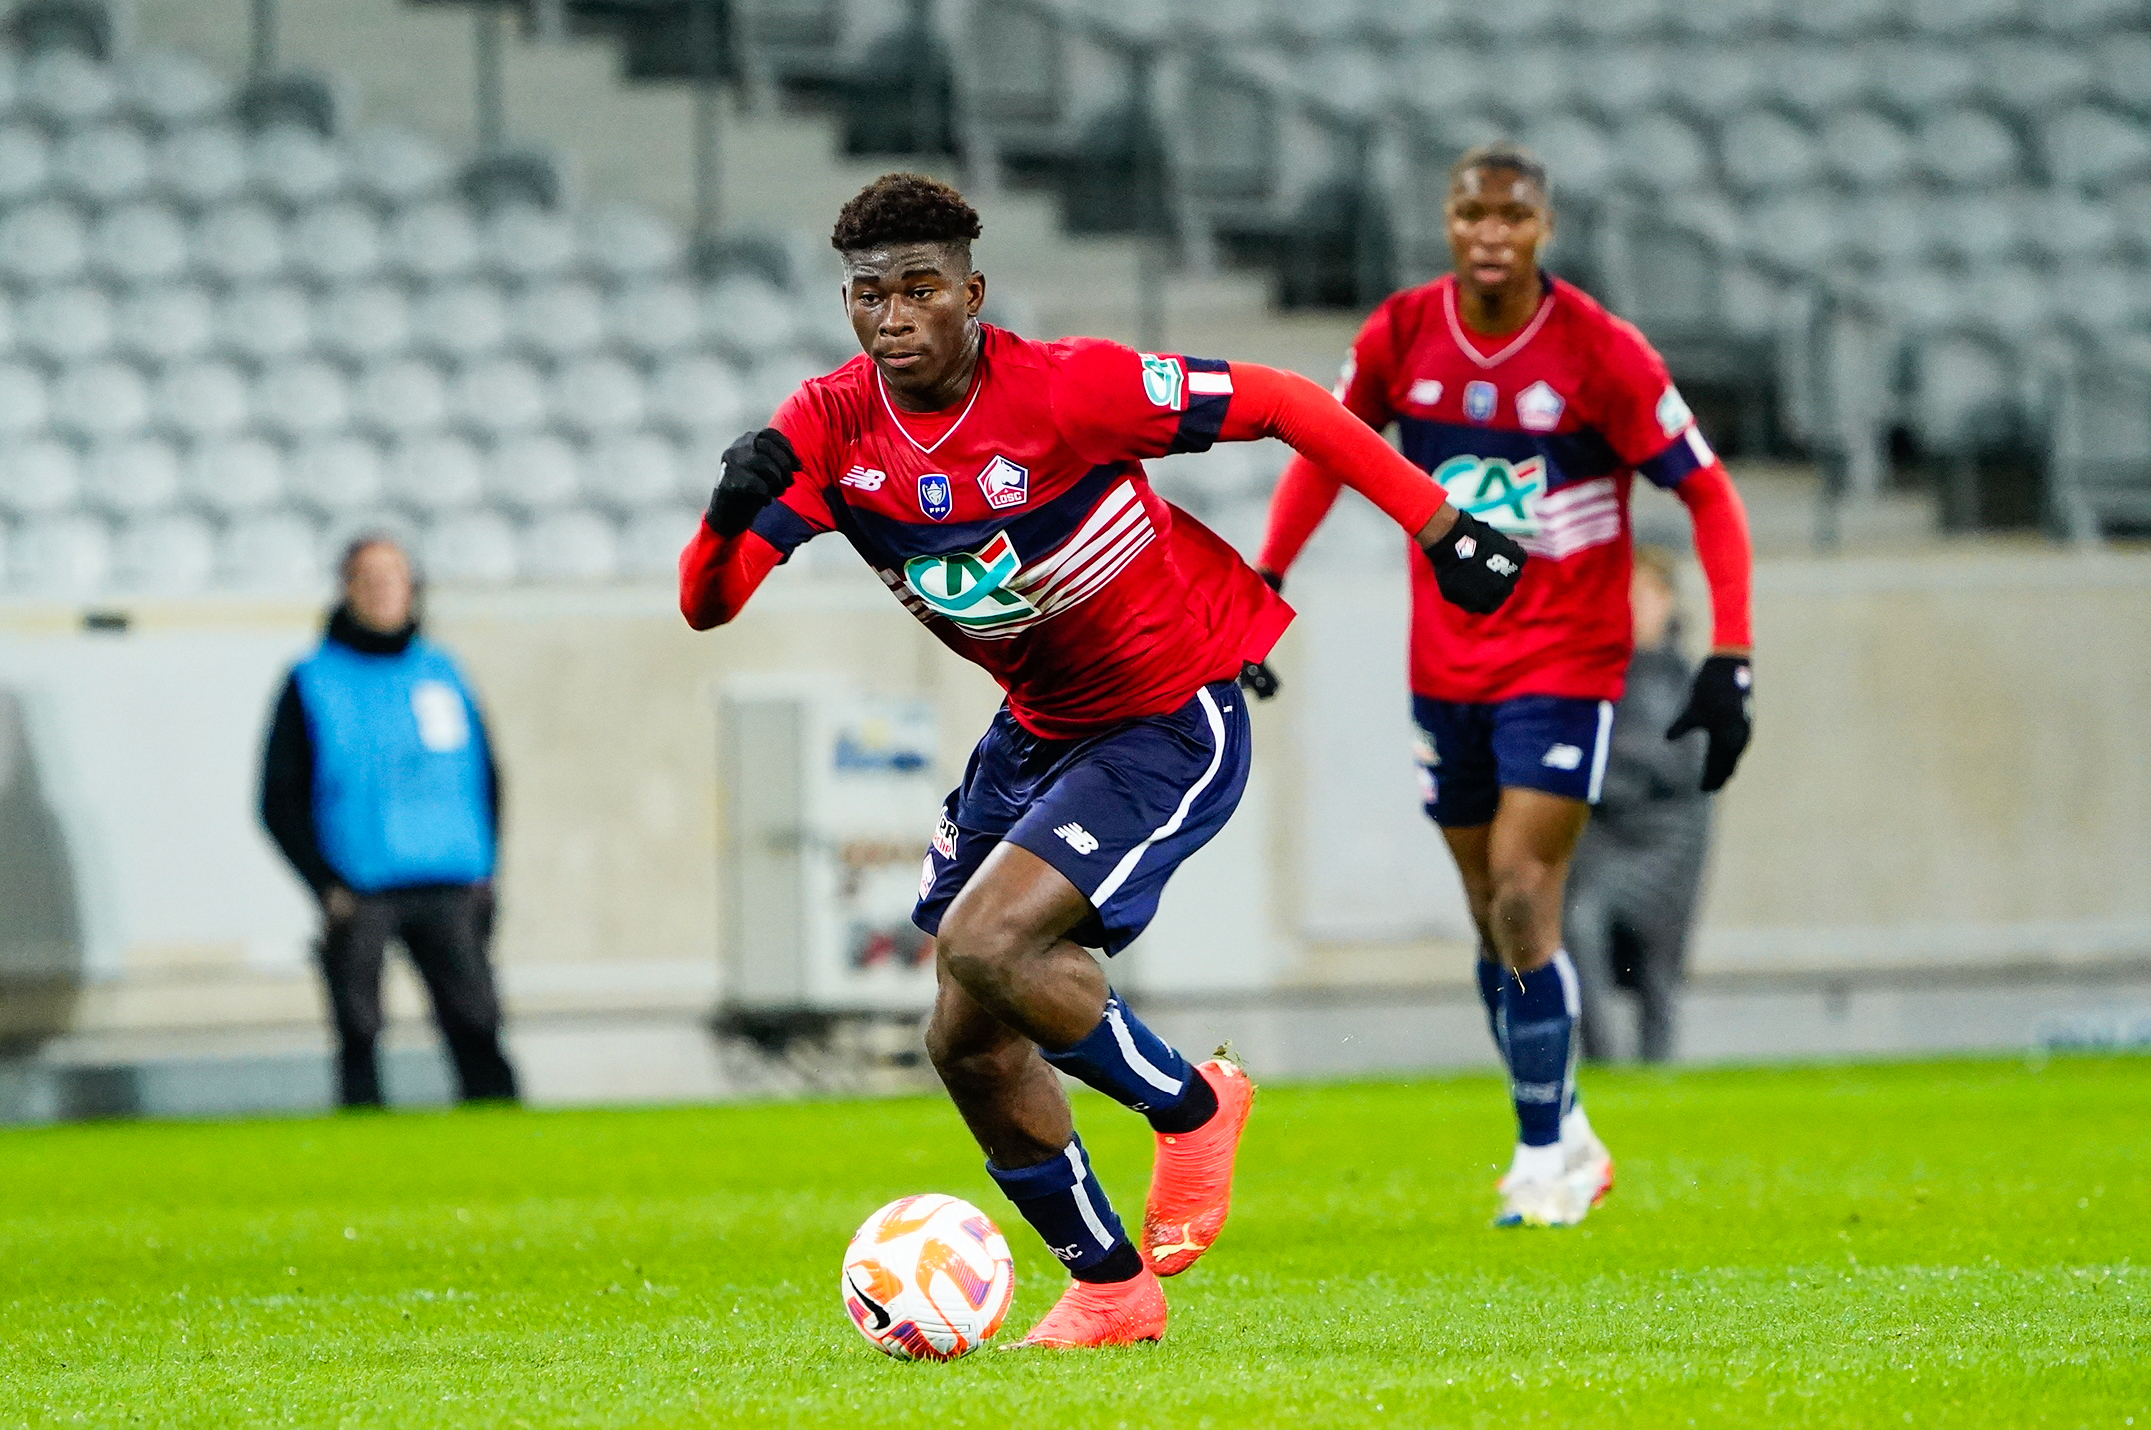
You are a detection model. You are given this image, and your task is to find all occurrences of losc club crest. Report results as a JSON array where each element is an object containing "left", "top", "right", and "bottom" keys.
[
  {"left": 976, "top": 455, "right": 1029, "bottom": 511},
  {"left": 917, "top": 472, "right": 954, "bottom": 521},
  {"left": 1464, "top": 380, "right": 1497, "bottom": 424}
]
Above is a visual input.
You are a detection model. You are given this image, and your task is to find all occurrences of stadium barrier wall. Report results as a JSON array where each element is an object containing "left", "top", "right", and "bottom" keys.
[{"left": 0, "top": 543, "right": 2145, "bottom": 1110}]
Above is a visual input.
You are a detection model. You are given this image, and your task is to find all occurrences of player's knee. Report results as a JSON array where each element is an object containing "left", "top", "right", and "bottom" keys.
[
  {"left": 1488, "top": 857, "right": 1559, "bottom": 932},
  {"left": 923, "top": 1019, "right": 1022, "bottom": 1090},
  {"left": 934, "top": 904, "right": 1029, "bottom": 1000}
]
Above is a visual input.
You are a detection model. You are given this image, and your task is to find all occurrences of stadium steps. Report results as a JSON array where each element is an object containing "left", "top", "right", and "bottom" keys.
[{"left": 128, "top": 0, "right": 1350, "bottom": 370}]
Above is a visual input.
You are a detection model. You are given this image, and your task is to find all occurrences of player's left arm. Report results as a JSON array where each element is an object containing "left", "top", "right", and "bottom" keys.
[
  {"left": 1598, "top": 326, "right": 1757, "bottom": 792},
  {"left": 1048, "top": 341, "right": 1525, "bottom": 615}
]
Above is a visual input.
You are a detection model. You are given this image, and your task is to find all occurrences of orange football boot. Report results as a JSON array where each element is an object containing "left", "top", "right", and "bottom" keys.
[
  {"left": 1141, "top": 1054, "right": 1256, "bottom": 1276},
  {"left": 1014, "top": 1266, "right": 1168, "bottom": 1348}
]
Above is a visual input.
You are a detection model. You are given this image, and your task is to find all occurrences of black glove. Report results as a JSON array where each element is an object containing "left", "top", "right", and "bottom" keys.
[
  {"left": 1237, "top": 660, "right": 1281, "bottom": 701},
  {"left": 1421, "top": 509, "right": 1526, "bottom": 615},
  {"left": 706, "top": 428, "right": 802, "bottom": 538},
  {"left": 1666, "top": 654, "right": 1753, "bottom": 793}
]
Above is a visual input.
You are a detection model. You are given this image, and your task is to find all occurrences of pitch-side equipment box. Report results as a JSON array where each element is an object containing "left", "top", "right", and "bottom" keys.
[{"left": 719, "top": 678, "right": 942, "bottom": 1014}]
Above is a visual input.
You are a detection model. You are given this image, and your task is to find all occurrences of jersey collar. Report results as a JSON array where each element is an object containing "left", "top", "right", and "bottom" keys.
[
  {"left": 1443, "top": 273, "right": 1556, "bottom": 371},
  {"left": 876, "top": 331, "right": 989, "bottom": 456}
]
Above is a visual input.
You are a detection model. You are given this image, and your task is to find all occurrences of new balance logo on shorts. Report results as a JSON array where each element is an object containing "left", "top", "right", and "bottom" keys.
[
  {"left": 1055, "top": 823, "right": 1100, "bottom": 855},
  {"left": 1542, "top": 744, "right": 1584, "bottom": 770}
]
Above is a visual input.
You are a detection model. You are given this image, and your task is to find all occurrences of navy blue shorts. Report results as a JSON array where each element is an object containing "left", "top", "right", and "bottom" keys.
[
  {"left": 913, "top": 680, "right": 1252, "bottom": 956},
  {"left": 1411, "top": 694, "right": 1614, "bottom": 827}
]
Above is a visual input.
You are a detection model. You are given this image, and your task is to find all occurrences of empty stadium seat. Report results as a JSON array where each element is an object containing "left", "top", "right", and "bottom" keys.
[
  {"left": 9, "top": 512, "right": 112, "bottom": 595},
  {"left": 550, "top": 355, "right": 646, "bottom": 437},
  {"left": 0, "top": 363, "right": 50, "bottom": 443},
  {"left": 155, "top": 124, "right": 248, "bottom": 206},
  {"left": 1786, "top": 0, "right": 1904, "bottom": 38},
  {"left": 51, "top": 359, "right": 149, "bottom": 440},
  {"left": 585, "top": 431, "right": 682, "bottom": 511},
  {"left": 119, "top": 49, "right": 228, "bottom": 128},
  {"left": 194, "top": 201, "right": 286, "bottom": 283},
  {"left": 255, "top": 359, "right": 353, "bottom": 438},
  {"left": 1518, "top": 112, "right": 1618, "bottom": 198},
  {"left": 91, "top": 199, "right": 189, "bottom": 283},
  {"left": 288, "top": 200, "right": 384, "bottom": 285},
  {"left": 648, "top": 354, "right": 748, "bottom": 434},
  {"left": 1976, "top": 37, "right": 2096, "bottom": 116},
  {"left": 53, "top": 121, "right": 149, "bottom": 205},
  {"left": 1720, "top": 110, "right": 1825, "bottom": 195},
  {"left": 249, "top": 124, "right": 344, "bottom": 208},
  {"left": 702, "top": 276, "right": 800, "bottom": 362},
  {"left": 0, "top": 123, "right": 51, "bottom": 205},
  {"left": 288, "top": 435, "right": 386, "bottom": 514},
  {"left": 519, "top": 508, "right": 618, "bottom": 582},
  {"left": 1866, "top": 41, "right": 1980, "bottom": 114},
  {"left": 387, "top": 201, "right": 480, "bottom": 282},
  {"left": 219, "top": 509, "right": 321, "bottom": 589},
  {"left": 1907, "top": 0, "right": 2024, "bottom": 35},
  {"left": 411, "top": 281, "right": 509, "bottom": 361},
  {"left": 579, "top": 203, "right": 681, "bottom": 282},
  {"left": 617, "top": 504, "right": 699, "bottom": 581},
  {"left": 1820, "top": 109, "right": 1919, "bottom": 189},
  {"left": 1744, "top": 189, "right": 1850, "bottom": 272},
  {"left": 353, "top": 357, "right": 450, "bottom": 436},
  {"left": 185, "top": 435, "right": 286, "bottom": 516},
  {"left": 2018, "top": 189, "right": 2123, "bottom": 261},
  {"left": 1611, "top": 113, "right": 1716, "bottom": 193},
  {"left": 508, "top": 280, "right": 606, "bottom": 362},
  {"left": 1919, "top": 106, "right": 2027, "bottom": 189},
  {"left": 112, "top": 283, "right": 212, "bottom": 366},
  {"left": 0, "top": 437, "right": 77, "bottom": 516},
  {"left": 19, "top": 283, "right": 113, "bottom": 363},
  {"left": 1765, "top": 41, "right": 1873, "bottom": 121},
  {"left": 606, "top": 279, "right": 700, "bottom": 355},
  {"left": 2044, "top": 104, "right": 2151, "bottom": 190},
  {"left": 347, "top": 127, "right": 450, "bottom": 207},
  {"left": 484, "top": 432, "right": 581, "bottom": 515},
  {"left": 1926, "top": 191, "right": 2026, "bottom": 263},
  {"left": 218, "top": 282, "right": 314, "bottom": 364},
  {"left": 386, "top": 433, "right": 484, "bottom": 514},
  {"left": 423, "top": 509, "right": 518, "bottom": 584},
  {"left": 451, "top": 357, "right": 548, "bottom": 436},
  {"left": 152, "top": 360, "right": 251, "bottom": 440},
  {"left": 20, "top": 48, "right": 116, "bottom": 127},
  {"left": 482, "top": 204, "right": 576, "bottom": 281},
  {"left": 113, "top": 510, "right": 216, "bottom": 593},
  {"left": 314, "top": 283, "right": 411, "bottom": 364},
  {"left": 0, "top": 201, "right": 87, "bottom": 284},
  {"left": 2096, "top": 33, "right": 2151, "bottom": 112},
  {"left": 82, "top": 435, "right": 181, "bottom": 516}
]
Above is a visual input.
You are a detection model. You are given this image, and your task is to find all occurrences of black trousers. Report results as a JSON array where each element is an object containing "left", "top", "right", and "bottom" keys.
[{"left": 317, "top": 883, "right": 519, "bottom": 1106}]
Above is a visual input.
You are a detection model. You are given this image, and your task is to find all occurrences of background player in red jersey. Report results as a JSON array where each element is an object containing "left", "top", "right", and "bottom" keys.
[
  {"left": 1257, "top": 143, "right": 1756, "bottom": 1228},
  {"left": 680, "top": 174, "right": 1525, "bottom": 1346}
]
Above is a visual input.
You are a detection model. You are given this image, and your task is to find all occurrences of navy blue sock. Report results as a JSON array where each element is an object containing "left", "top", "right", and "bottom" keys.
[
  {"left": 1499, "top": 953, "right": 1579, "bottom": 1148},
  {"left": 1041, "top": 990, "right": 1214, "bottom": 1134},
  {"left": 986, "top": 1134, "right": 1140, "bottom": 1283},
  {"left": 1475, "top": 956, "right": 1509, "bottom": 1070}
]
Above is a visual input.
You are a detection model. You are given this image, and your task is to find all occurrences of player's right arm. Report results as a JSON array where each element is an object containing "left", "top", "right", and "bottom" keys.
[
  {"left": 1254, "top": 301, "right": 1405, "bottom": 586},
  {"left": 678, "top": 391, "right": 838, "bottom": 630}
]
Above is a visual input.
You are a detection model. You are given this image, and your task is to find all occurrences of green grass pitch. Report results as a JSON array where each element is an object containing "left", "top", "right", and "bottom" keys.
[{"left": 2, "top": 1056, "right": 2146, "bottom": 1428}]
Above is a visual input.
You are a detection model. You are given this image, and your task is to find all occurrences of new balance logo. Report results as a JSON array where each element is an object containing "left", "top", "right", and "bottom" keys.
[
  {"left": 841, "top": 465, "right": 887, "bottom": 491},
  {"left": 1055, "top": 823, "right": 1100, "bottom": 855},
  {"left": 1543, "top": 744, "right": 1584, "bottom": 771}
]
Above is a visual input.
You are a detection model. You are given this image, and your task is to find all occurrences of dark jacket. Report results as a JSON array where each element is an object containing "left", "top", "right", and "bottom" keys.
[
  {"left": 1589, "top": 639, "right": 1711, "bottom": 847},
  {"left": 259, "top": 608, "right": 501, "bottom": 898}
]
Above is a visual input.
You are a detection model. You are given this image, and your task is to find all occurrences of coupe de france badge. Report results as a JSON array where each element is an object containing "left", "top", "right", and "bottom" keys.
[
  {"left": 1516, "top": 380, "right": 1565, "bottom": 432},
  {"left": 918, "top": 472, "right": 954, "bottom": 521},
  {"left": 976, "top": 454, "right": 1029, "bottom": 511},
  {"left": 1464, "top": 380, "right": 1497, "bottom": 424}
]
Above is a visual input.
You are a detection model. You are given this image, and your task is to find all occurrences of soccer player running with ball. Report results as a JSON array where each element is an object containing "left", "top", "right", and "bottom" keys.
[
  {"left": 681, "top": 174, "right": 1526, "bottom": 1345},
  {"left": 1256, "top": 143, "right": 1757, "bottom": 1228}
]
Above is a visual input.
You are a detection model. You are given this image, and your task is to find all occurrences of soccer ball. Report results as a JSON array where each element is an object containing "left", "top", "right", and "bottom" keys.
[{"left": 841, "top": 1193, "right": 1015, "bottom": 1361}]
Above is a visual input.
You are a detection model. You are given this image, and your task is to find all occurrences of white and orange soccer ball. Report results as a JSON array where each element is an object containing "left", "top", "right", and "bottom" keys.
[{"left": 840, "top": 1193, "right": 1015, "bottom": 1361}]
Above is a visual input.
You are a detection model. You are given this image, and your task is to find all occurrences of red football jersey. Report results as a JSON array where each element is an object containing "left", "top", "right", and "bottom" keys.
[
  {"left": 1336, "top": 274, "right": 1717, "bottom": 703},
  {"left": 754, "top": 325, "right": 1290, "bottom": 738}
]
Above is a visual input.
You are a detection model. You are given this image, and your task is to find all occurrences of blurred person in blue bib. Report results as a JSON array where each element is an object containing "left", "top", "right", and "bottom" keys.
[
  {"left": 259, "top": 535, "right": 519, "bottom": 1107},
  {"left": 1563, "top": 545, "right": 1717, "bottom": 1064}
]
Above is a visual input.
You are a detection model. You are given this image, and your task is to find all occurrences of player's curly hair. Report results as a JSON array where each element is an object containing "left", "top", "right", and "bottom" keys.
[
  {"left": 1450, "top": 140, "right": 1552, "bottom": 200},
  {"left": 831, "top": 172, "right": 983, "bottom": 254}
]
